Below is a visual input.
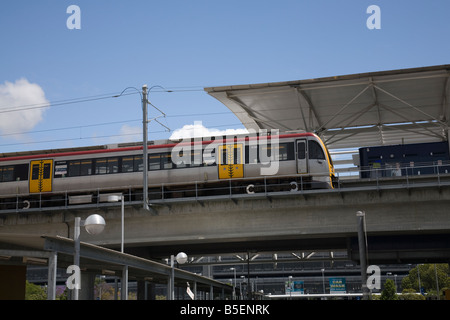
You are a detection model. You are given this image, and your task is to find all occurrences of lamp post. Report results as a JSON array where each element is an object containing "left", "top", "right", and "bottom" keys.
[
  {"left": 107, "top": 195, "right": 125, "bottom": 253},
  {"left": 240, "top": 275, "right": 246, "bottom": 300},
  {"left": 321, "top": 269, "right": 325, "bottom": 294},
  {"left": 107, "top": 194, "right": 128, "bottom": 300},
  {"left": 394, "top": 274, "right": 398, "bottom": 293},
  {"left": 170, "top": 252, "right": 188, "bottom": 300},
  {"left": 417, "top": 264, "right": 422, "bottom": 294},
  {"left": 230, "top": 268, "right": 236, "bottom": 300},
  {"left": 73, "top": 214, "right": 106, "bottom": 300},
  {"left": 288, "top": 275, "right": 293, "bottom": 299}
]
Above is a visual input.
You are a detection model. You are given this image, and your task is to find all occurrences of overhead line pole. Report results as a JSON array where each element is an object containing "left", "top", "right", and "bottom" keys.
[{"left": 142, "top": 84, "right": 150, "bottom": 211}]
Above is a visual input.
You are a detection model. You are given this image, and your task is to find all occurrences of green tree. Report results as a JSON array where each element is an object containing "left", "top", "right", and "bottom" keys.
[
  {"left": 25, "top": 281, "right": 47, "bottom": 300},
  {"left": 401, "top": 264, "right": 450, "bottom": 295},
  {"left": 380, "top": 279, "right": 398, "bottom": 300},
  {"left": 94, "top": 277, "right": 116, "bottom": 300},
  {"left": 399, "top": 288, "right": 425, "bottom": 300}
]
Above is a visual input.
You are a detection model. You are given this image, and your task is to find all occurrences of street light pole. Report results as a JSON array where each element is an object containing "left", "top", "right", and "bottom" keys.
[
  {"left": 170, "top": 252, "right": 188, "bottom": 300},
  {"left": 288, "top": 275, "right": 292, "bottom": 299},
  {"left": 107, "top": 194, "right": 127, "bottom": 299},
  {"left": 230, "top": 268, "right": 236, "bottom": 300},
  {"left": 321, "top": 269, "right": 325, "bottom": 294},
  {"left": 72, "top": 214, "right": 105, "bottom": 300},
  {"left": 120, "top": 194, "right": 124, "bottom": 253},
  {"left": 73, "top": 217, "right": 81, "bottom": 300}
]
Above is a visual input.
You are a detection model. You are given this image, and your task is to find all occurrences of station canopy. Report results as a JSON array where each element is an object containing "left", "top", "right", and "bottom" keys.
[{"left": 205, "top": 65, "right": 450, "bottom": 149}]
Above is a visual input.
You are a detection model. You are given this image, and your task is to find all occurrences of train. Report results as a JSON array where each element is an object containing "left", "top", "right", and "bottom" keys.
[
  {"left": 0, "top": 132, "right": 335, "bottom": 210},
  {"left": 358, "top": 141, "right": 450, "bottom": 178}
]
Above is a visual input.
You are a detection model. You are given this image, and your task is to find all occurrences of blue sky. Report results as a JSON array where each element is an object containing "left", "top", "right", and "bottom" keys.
[{"left": 0, "top": 0, "right": 449, "bottom": 153}]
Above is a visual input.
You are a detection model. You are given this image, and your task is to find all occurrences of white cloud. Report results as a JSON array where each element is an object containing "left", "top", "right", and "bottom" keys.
[
  {"left": 0, "top": 78, "right": 50, "bottom": 140},
  {"left": 118, "top": 124, "right": 142, "bottom": 142},
  {"left": 170, "top": 121, "right": 248, "bottom": 140}
]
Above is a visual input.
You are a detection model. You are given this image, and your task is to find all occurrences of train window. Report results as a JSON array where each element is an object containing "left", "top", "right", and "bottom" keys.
[
  {"left": 68, "top": 160, "right": 81, "bottom": 176},
  {"left": 80, "top": 160, "right": 92, "bottom": 176},
  {"left": 259, "top": 145, "right": 272, "bottom": 161},
  {"left": 14, "top": 164, "right": 28, "bottom": 181},
  {"left": 220, "top": 148, "right": 227, "bottom": 165},
  {"left": 220, "top": 145, "right": 243, "bottom": 165},
  {"left": 95, "top": 159, "right": 107, "bottom": 175},
  {"left": 107, "top": 158, "right": 119, "bottom": 174},
  {"left": 191, "top": 150, "right": 202, "bottom": 167},
  {"left": 0, "top": 165, "right": 27, "bottom": 182},
  {"left": 161, "top": 153, "right": 173, "bottom": 169},
  {"left": 235, "top": 147, "right": 242, "bottom": 164},
  {"left": 0, "top": 166, "right": 14, "bottom": 182},
  {"left": 246, "top": 145, "right": 258, "bottom": 164},
  {"left": 175, "top": 150, "right": 188, "bottom": 169},
  {"left": 273, "top": 143, "right": 295, "bottom": 161},
  {"left": 54, "top": 161, "right": 67, "bottom": 178},
  {"left": 43, "top": 163, "right": 51, "bottom": 179},
  {"left": 31, "top": 164, "right": 40, "bottom": 180},
  {"left": 95, "top": 158, "right": 119, "bottom": 174},
  {"left": 308, "top": 140, "right": 325, "bottom": 160},
  {"left": 149, "top": 154, "right": 161, "bottom": 171},
  {"left": 258, "top": 143, "right": 294, "bottom": 162},
  {"left": 203, "top": 148, "right": 216, "bottom": 166},
  {"left": 297, "top": 141, "right": 306, "bottom": 160},
  {"left": 122, "top": 156, "right": 134, "bottom": 173},
  {"left": 284, "top": 143, "right": 295, "bottom": 160},
  {"left": 134, "top": 155, "right": 143, "bottom": 172}
]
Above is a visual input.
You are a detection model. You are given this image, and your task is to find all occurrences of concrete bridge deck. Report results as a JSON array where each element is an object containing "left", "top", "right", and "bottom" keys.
[{"left": 1, "top": 174, "right": 450, "bottom": 264}]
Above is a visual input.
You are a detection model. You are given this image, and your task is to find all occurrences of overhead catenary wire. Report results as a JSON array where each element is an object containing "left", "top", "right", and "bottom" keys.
[
  {"left": 0, "top": 86, "right": 205, "bottom": 114},
  {"left": 2, "top": 83, "right": 440, "bottom": 150}
]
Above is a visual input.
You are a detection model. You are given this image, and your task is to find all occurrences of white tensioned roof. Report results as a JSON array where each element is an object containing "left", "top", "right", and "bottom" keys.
[{"left": 205, "top": 65, "right": 450, "bottom": 149}]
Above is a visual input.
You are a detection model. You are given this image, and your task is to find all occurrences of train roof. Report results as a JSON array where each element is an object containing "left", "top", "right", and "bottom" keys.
[{"left": 0, "top": 132, "right": 315, "bottom": 162}]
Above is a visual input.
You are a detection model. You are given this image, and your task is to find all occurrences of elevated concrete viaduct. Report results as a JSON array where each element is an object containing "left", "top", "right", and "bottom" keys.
[{"left": 1, "top": 177, "right": 450, "bottom": 265}]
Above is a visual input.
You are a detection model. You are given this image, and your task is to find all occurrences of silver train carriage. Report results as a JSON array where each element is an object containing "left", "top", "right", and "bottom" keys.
[{"left": 0, "top": 132, "right": 334, "bottom": 209}]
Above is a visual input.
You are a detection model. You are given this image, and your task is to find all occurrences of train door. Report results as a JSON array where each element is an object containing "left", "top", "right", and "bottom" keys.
[
  {"left": 296, "top": 139, "right": 308, "bottom": 173},
  {"left": 218, "top": 144, "right": 244, "bottom": 179},
  {"left": 29, "top": 160, "right": 53, "bottom": 193}
]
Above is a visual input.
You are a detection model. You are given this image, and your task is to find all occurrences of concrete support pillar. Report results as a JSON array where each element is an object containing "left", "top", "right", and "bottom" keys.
[
  {"left": 79, "top": 272, "right": 96, "bottom": 300},
  {"left": 137, "top": 280, "right": 155, "bottom": 300},
  {"left": 47, "top": 251, "right": 57, "bottom": 300}
]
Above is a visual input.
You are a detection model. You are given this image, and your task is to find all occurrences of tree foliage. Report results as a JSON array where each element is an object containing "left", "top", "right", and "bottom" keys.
[
  {"left": 380, "top": 279, "right": 398, "bottom": 300},
  {"left": 25, "top": 281, "right": 47, "bottom": 300},
  {"left": 401, "top": 263, "right": 450, "bottom": 296}
]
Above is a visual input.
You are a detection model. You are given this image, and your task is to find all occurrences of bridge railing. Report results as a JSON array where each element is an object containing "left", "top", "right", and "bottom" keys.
[{"left": 0, "top": 162, "right": 449, "bottom": 213}]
